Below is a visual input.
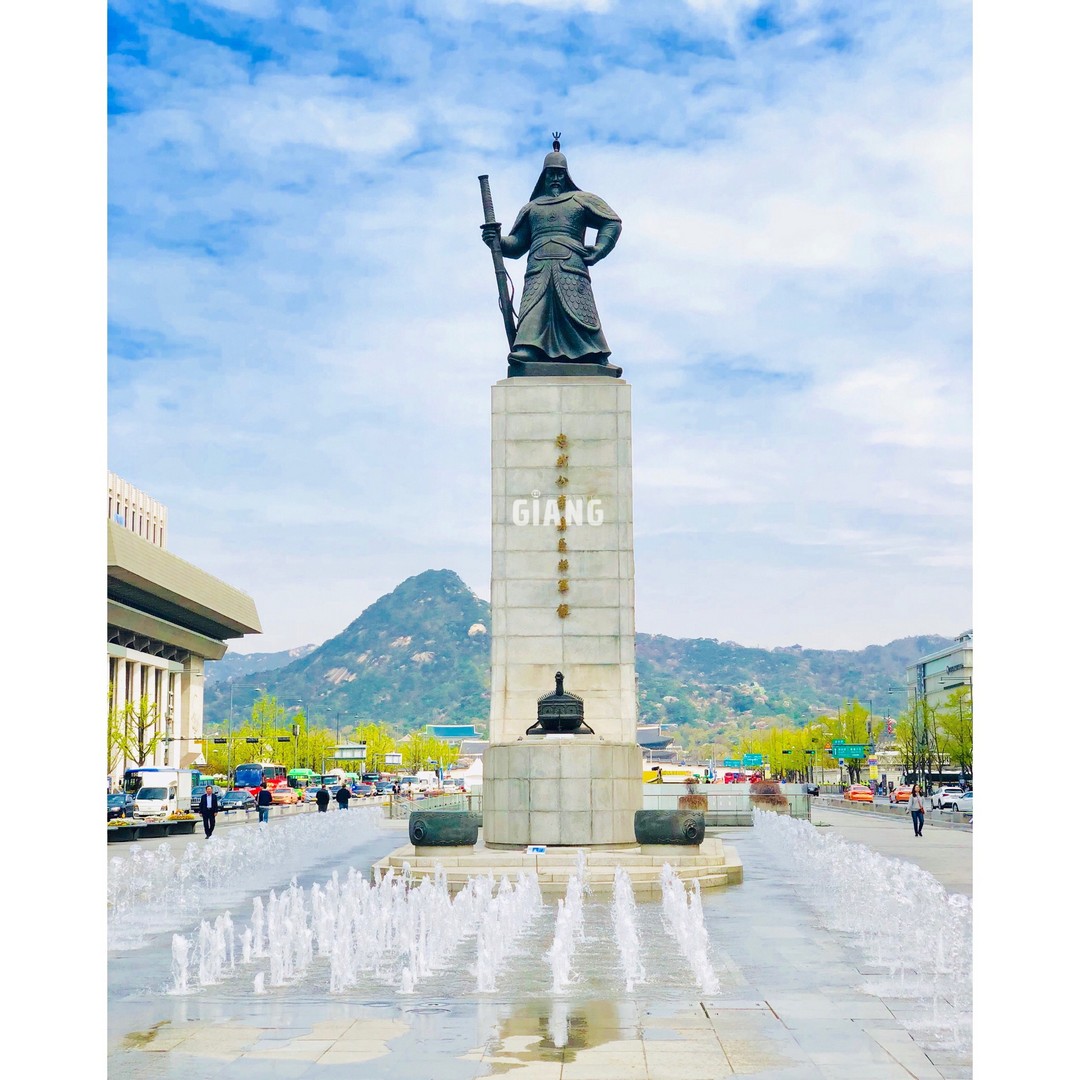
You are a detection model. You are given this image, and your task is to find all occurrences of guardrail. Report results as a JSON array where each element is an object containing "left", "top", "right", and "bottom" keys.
[
  {"left": 642, "top": 789, "right": 811, "bottom": 823},
  {"left": 817, "top": 794, "right": 973, "bottom": 828},
  {"left": 382, "top": 788, "right": 814, "bottom": 824},
  {"left": 387, "top": 793, "right": 483, "bottom": 819}
]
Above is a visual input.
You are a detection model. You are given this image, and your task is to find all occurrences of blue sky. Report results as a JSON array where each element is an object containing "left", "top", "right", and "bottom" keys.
[{"left": 105, "top": 0, "right": 972, "bottom": 653}]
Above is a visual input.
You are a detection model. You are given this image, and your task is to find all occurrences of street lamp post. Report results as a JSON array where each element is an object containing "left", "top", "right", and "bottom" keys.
[{"left": 228, "top": 682, "right": 235, "bottom": 780}]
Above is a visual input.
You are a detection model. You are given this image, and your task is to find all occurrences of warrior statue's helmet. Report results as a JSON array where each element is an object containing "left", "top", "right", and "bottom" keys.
[
  {"left": 530, "top": 133, "right": 579, "bottom": 200},
  {"left": 544, "top": 134, "right": 568, "bottom": 171}
]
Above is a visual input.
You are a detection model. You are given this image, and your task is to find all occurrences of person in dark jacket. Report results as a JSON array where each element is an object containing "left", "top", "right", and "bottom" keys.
[
  {"left": 257, "top": 782, "right": 273, "bottom": 823},
  {"left": 334, "top": 784, "right": 352, "bottom": 810},
  {"left": 315, "top": 784, "right": 330, "bottom": 812},
  {"left": 199, "top": 785, "right": 220, "bottom": 838}
]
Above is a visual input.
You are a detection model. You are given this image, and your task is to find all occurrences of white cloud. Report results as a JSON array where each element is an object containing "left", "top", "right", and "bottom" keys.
[{"left": 108, "top": 0, "right": 972, "bottom": 651}]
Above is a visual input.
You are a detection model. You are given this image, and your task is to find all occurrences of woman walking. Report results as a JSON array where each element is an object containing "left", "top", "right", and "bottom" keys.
[{"left": 909, "top": 784, "right": 926, "bottom": 837}]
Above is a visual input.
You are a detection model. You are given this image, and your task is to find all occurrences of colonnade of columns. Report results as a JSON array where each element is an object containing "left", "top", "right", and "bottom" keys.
[{"left": 108, "top": 647, "right": 204, "bottom": 785}]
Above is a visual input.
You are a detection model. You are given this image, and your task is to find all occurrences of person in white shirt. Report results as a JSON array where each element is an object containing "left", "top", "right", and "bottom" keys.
[{"left": 909, "top": 785, "right": 926, "bottom": 837}]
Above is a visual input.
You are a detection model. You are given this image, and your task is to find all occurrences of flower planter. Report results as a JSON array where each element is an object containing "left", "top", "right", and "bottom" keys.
[
  {"left": 166, "top": 820, "right": 197, "bottom": 836},
  {"left": 138, "top": 821, "right": 171, "bottom": 838},
  {"left": 107, "top": 825, "right": 144, "bottom": 843}
]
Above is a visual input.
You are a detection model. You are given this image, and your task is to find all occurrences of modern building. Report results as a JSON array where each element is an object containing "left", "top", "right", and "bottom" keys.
[
  {"left": 906, "top": 630, "right": 973, "bottom": 713},
  {"left": 107, "top": 474, "right": 262, "bottom": 785}
]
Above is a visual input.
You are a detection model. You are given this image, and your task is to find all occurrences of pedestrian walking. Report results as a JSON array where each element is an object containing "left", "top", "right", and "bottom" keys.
[
  {"left": 909, "top": 784, "right": 926, "bottom": 837},
  {"left": 199, "top": 784, "right": 220, "bottom": 838},
  {"left": 315, "top": 784, "right": 330, "bottom": 812},
  {"left": 334, "top": 784, "right": 352, "bottom": 810},
  {"left": 257, "top": 781, "right": 273, "bottom": 823}
]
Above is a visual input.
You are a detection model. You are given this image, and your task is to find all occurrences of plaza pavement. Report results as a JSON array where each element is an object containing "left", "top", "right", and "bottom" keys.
[{"left": 108, "top": 805, "right": 973, "bottom": 1079}]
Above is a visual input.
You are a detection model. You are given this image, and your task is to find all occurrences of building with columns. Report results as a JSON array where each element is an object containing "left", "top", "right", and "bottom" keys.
[{"left": 107, "top": 474, "right": 261, "bottom": 785}]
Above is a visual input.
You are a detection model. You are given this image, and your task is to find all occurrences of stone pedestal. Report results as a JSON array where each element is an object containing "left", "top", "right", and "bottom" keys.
[
  {"left": 485, "top": 376, "right": 641, "bottom": 849},
  {"left": 489, "top": 377, "right": 636, "bottom": 744},
  {"left": 483, "top": 737, "right": 642, "bottom": 847}
]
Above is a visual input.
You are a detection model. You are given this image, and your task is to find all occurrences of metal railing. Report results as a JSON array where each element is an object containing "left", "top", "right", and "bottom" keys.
[
  {"left": 386, "top": 792, "right": 483, "bottom": 819},
  {"left": 641, "top": 788, "right": 811, "bottom": 822},
  {"left": 385, "top": 788, "right": 810, "bottom": 824}
]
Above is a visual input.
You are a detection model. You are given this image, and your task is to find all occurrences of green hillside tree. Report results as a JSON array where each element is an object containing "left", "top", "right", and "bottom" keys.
[
  {"left": 400, "top": 730, "right": 457, "bottom": 773},
  {"left": 355, "top": 721, "right": 398, "bottom": 773},
  {"left": 112, "top": 695, "right": 164, "bottom": 767},
  {"left": 937, "top": 686, "right": 973, "bottom": 782}
]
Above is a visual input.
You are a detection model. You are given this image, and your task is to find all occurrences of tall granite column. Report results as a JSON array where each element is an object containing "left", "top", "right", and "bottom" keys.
[{"left": 484, "top": 376, "right": 642, "bottom": 846}]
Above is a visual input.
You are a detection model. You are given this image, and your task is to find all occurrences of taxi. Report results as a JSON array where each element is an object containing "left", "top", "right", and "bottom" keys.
[
  {"left": 889, "top": 785, "right": 913, "bottom": 804},
  {"left": 843, "top": 784, "right": 874, "bottom": 803}
]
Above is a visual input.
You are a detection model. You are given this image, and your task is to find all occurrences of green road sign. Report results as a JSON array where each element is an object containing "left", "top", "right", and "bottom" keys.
[
  {"left": 723, "top": 759, "right": 740, "bottom": 768},
  {"left": 742, "top": 753, "right": 763, "bottom": 767},
  {"left": 833, "top": 744, "right": 866, "bottom": 759}
]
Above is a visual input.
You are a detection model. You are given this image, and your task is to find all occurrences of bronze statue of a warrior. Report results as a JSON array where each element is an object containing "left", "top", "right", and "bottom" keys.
[{"left": 479, "top": 136, "right": 623, "bottom": 378}]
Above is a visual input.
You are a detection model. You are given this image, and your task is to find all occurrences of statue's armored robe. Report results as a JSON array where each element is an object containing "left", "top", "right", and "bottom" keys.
[{"left": 502, "top": 191, "right": 622, "bottom": 363}]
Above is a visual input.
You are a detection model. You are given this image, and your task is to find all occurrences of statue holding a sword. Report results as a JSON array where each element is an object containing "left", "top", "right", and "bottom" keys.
[{"left": 479, "top": 135, "right": 623, "bottom": 378}]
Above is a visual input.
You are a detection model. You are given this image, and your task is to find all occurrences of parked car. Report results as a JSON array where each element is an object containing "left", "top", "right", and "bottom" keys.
[
  {"left": 374, "top": 781, "right": 395, "bottom": 795},
  {"left": 804, "top": 783, "right": 820, "bottom": 796},
  {"left": 351, "top": 782, "right": 375, "bottom": 798},
  {"left": 189, "top": 784, "right": 208, "bottom": 812},
  {"left": 931, "top": 785, "right": 964, "bottom": 810},
  {"left": 303, "top": 786, "right": 322, "bottom": 802},
  {"left": 107, "top": 792, "right": 135, "bottom": 820},
  {"left": 889, "top": 785, "right": 913, "bottom": 804},
  {"left": 843, "top": 785, "right": 874, "bottom": 803},
  {"left": 220, "top": 790, "right": 256, "bottom": 812},
  {"left": 941, "top": 790, "right": 973, "bottom": 813},
  {"left": 271, "top": 786, "right": 301, "bottom": 805}
]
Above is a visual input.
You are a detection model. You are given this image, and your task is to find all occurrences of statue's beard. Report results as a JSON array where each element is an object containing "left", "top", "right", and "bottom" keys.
[{"left": 548, "top": 182, "right": 562, "bottom": 196}]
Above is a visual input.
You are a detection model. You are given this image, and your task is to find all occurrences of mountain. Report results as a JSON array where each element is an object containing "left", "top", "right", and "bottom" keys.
[
  {"left": 205, "top": 644, "right": 318, "bottom": 684},
  {"left": 205, "top": 569, "right": 491, "bottom": 731},
  {"left": 204, "top": 569, "right": 951, "bottom": 736}
]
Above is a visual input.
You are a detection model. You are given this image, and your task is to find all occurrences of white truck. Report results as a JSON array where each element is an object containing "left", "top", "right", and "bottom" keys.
[{"left": 126, "top": 767, "right": 195, "bottom": 818}]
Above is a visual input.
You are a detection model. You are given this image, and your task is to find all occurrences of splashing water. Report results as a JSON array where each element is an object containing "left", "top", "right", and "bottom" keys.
[
  {"left": 752, "top": 809, "right": 972, "bottom": 1052},
  {"left": 170, "top": 860, "right": 544, "bottom": 997},
  {"left": 611, "top": 865, "right": 646, "bottom": 991},
  {"left": 169, "top": 934, "right": 190, "bottom": 995},
  {"left": 659, "top": 864, "right": 720, "bottom": 994},
  {"left": 547, "top": 869, "right": 585, "bottom": 993},
  {"left": 107, "top": 808, "right": 384, "bottom": 951}
]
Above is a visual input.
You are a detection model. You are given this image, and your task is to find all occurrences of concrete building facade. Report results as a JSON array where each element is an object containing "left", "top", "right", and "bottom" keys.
[
  {"left": 906, "top": 629, "right": 973, "bottom": 714},
  {"left": 107, "top": 476, "right": 261, "bottom": 786}
]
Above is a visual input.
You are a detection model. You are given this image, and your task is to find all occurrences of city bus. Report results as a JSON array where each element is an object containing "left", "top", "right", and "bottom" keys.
[
  {"left": 287, "top": 768, "right": 317, "bottom": 789},
  {"left": 233, "top": 762, "right": 288, "bottom": 798}
]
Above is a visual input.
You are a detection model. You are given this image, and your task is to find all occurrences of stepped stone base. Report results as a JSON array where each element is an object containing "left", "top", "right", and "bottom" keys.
[{"left": 371, "top": 836, "right": 742, "bottom": 898}]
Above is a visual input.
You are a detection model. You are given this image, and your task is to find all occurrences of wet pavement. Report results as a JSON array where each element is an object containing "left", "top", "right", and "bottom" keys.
[{"left": 107, "top": 807, "right": 972, "bottom": 1078}]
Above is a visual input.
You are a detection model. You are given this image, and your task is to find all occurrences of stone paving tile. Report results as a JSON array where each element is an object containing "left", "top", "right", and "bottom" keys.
[
  {"left": 643, "top": 1049, "right": 735, "bottom": 1076},
  {"left": 242, "top": 1040, "right": 336, "bottom": 1058},
  {"left": 560, "top": 1051, "right": 650, "bottom": 1079},
  {"left": 482, "top": 1059, "right": 565, "bottom": 1076}
]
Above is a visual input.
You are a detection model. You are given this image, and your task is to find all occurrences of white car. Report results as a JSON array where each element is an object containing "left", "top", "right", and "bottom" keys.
[
  {"left": 940, "top": 790, "right": 973, "bottom": 813},
  {"left": 931, "top": 785, "right": 964, "bottom": 810}
]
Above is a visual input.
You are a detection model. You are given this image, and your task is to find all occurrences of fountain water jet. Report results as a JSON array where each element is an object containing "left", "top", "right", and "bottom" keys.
[
  {"left": 611, "top": 865, "right": 646, "bottom": 991},
  {"left": 753, "top": 809, "right": 972, "bottom": 1052},
  {"left": 659, "top": 864, "right": 720, "bottom": 994}
]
